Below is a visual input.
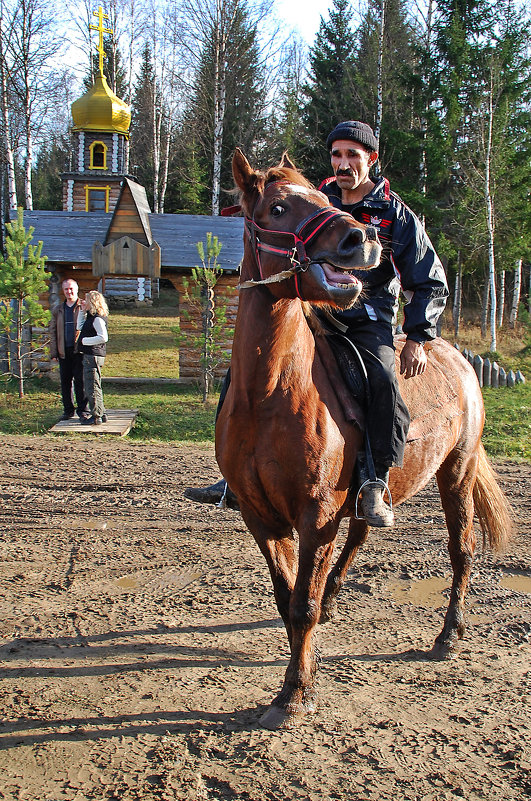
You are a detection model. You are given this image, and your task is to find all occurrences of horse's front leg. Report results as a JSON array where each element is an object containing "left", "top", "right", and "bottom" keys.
[
  {"left": 240, "top": 507, "right": 298, "bottom": 640},
  {"left": 320, "top": 517, "right": 369, "bottom": 622},
  {"left": 260, "top": 526, "right": 336, "bottom": 730}
]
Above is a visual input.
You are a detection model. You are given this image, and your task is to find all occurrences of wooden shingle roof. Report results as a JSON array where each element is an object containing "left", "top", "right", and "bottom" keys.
[
  {"left": 17, "top": 211, "right": 112, "bottom": 264},
  {"left": 148, "top": 214, "right": 244, "bottom": 271},
  {"left": 12, "top": 209, "right": 245, "bottom": 272}
]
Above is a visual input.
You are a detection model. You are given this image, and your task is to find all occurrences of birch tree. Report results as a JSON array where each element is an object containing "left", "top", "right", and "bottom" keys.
[
  {"left": 509, "top": 260, "right": 522, "bottom": 327},
  {"left": 8, "top": 0, "right": 63, "bottom": 209},
  {"left": 374, "top": 0, "right": 385, "bottom": 162},
  {"left": 484, "top": 64, "right": 497, "bottom": 351},
  {"left": 180, "top": 0, "right": 273, "bottom": 214},
  {"left": 0, "top": 0, "right": 17, "bottom": 209}
]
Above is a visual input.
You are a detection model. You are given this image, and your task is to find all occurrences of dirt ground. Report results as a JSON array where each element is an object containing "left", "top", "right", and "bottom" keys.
[{"left": 0, "top": 434, "right": 529, "bottom": 801}]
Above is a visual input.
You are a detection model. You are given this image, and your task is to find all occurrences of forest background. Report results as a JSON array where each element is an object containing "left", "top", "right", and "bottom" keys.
[{"left": 0, "top": 0, "right": 530, "bottom": 352}]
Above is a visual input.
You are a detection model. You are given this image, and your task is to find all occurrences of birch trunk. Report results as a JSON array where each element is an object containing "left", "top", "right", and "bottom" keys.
[
  {"left": 419, "top": 0, "right": 434, "bottom": 226},
  {"left": 159, "top": 121, "right": 171, "bottom": 214},
  {"left": 373, "top": 0, "right": 386, "bottom": 177},
  {"left": 485, "top": 69, "right": 496, "bottom": 352},
  {"left": 497, "top": 270, "right": 505, "bottom": 328},
  {"left": 152, "top": 82, "right": 161, "bottom": 213},
  {"left": 211, "top": 0, "right": 228, "bottom": 216},
  {"left": 0, "top": 63, "right": 17, "bottom": 209},
  {"left": 453, "top": 252, "right": 462, "bottom": 340},
  {"left": 24, "top": 110, "right": 33, "bottom": 210},
  {"left": 0, "top": 16, "right": 17, "bottom": 210},
  {"left": 481, "top": 278, "right": 489, "bottom": 339},
  {"left": 509, "top": 259, "right": 522, "bottom": 326}
]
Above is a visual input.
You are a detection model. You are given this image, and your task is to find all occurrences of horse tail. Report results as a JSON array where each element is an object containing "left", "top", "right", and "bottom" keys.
[{"left": 473, "top": 443, "right": 513, "bottom": 551}]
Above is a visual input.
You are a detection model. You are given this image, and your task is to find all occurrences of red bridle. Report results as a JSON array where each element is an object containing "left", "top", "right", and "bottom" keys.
[{"left": 239, "top": 183, "right": 361, "bottom": 297}]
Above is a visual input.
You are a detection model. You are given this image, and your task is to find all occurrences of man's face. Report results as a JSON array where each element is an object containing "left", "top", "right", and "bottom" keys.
[
  {"left": 62, "top": 281, "right": 78, "bottom": 304},
  {"left": 330, "top": 140, "right": 377, "bottom": 192}
]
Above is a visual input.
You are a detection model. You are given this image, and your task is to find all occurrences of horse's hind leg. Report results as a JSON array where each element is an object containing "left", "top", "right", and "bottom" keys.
[
  {"left": 320, "top": 518, "right": 369, "bottom": 623},
  {"left": 433, "top": 448, "right": 478, "bottom": 658}
]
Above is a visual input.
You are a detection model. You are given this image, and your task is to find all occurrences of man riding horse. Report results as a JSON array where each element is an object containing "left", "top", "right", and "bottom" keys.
[{"left": 186, "top": 121, "right": 449, "bottom": 526}]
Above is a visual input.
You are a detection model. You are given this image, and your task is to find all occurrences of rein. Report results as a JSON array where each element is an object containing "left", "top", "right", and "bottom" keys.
[{"left": 238, "top": 200, "right": 355, "bottom": 296}]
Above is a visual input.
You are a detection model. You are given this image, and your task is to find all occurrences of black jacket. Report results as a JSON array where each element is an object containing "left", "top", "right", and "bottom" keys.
[
  {"left": 79, "top": 313, "right": 107, "bottom": 357},
  {"left": 319, "top": 176, "right": 448, "bottom": 343}
]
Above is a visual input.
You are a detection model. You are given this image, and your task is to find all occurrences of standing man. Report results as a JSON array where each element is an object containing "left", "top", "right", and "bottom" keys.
[
  {"left": 49, "top": 278, "right": 89, "bottom": 421},
  {"left": 317, "top": 120, "right": 448, "bottom": 524}
]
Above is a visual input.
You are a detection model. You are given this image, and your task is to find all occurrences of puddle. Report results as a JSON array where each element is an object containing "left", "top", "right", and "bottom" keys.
[
  {"left": 390, "top": 570, "right": 531, "bottom": 609},
  {"left": 390, "top": 577, "right": 449, "bottom": 608},
  {"left": 114, "top": 568, "right": 202, "bottom": 593},
  {"left": 500, "top": 572, "right": 531, "bottom": 594},
  {"left": 116, "top": 575, "right": 140, "bottom": 590}
]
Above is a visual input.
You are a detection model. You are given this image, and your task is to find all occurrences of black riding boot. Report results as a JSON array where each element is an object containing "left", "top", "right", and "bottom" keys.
[
  {"left": 356, "top": 452, "right": 394, "bottom": 527},
  {"left": 184, "top": 478, "right": 240, "bottom": 511}
]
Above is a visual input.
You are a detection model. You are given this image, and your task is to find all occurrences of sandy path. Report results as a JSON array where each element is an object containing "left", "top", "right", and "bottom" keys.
[{"left": 0, "top": 435, "right": 529, "bottom": 800}]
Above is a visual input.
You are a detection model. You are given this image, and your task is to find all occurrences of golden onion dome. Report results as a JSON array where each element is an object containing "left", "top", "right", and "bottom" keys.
[{"left": 71, "top": 75, "right": 131, "bottom": 137}]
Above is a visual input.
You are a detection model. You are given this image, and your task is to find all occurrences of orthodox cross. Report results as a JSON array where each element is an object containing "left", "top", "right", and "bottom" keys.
[{"left": 89, "top": 6, "right": 113, "bottom": 77}]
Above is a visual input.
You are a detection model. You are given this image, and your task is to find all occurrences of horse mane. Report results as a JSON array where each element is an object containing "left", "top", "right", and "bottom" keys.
[{"left": 237, "top": 161, "right": 315, "bottom": 217}]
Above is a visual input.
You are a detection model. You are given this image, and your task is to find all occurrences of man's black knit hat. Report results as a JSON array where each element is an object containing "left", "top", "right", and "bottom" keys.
[{"left": 326, "top": 121, "right": 378, "bottom": 153}]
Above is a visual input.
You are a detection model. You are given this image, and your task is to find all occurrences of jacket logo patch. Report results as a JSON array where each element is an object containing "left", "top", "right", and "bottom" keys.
[{"left": 370, "top": 216, "right": 382, "bottom": 225}]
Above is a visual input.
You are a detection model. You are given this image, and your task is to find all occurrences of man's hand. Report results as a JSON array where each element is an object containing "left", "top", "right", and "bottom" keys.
[{"left": 400, "top": 339, "right": 427, "bottom": 379}]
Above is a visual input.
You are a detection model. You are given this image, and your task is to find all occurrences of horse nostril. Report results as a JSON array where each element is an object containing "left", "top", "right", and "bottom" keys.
[{"left": 338, "top": 228, "right": 364, "bottom": 255}]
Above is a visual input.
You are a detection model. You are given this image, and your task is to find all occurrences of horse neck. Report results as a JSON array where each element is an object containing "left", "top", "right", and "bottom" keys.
[{"left": 233, "top": 254, "right": 315, "bottom": 394}]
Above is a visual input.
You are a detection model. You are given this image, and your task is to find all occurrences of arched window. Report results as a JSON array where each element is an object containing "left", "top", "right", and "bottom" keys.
[{"left": 89, "top": 141, "right": 107, "bottom": 169}]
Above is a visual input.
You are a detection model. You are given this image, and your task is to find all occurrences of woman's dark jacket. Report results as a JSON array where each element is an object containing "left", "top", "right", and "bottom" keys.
[{"left": 79, "top": 313, "right": 107, "bottom": 357}]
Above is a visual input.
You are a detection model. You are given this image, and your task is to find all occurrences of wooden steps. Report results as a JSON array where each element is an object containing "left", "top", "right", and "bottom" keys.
[{"left": 49, "top": 409, "right": 138, "bottom": 437}]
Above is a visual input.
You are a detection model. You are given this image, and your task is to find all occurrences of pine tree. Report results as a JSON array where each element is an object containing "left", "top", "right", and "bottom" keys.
[
  {"left": 299, "top": 0, "right": 358, "bottom": 183},
  {"left": 0, "top": 208, "right": 50, "bottom": 397},
  {"left": 174, "top": 233, "right": 230, "bottom": 401},
  {"left": 352, "top": 0, "right": 420, "bottom": 200},
  {"left": 32, "top": 134, "right": 70, "bottom": 210},
  {"left": 129, "top": 42, "right": 157, "bottom": 205}
]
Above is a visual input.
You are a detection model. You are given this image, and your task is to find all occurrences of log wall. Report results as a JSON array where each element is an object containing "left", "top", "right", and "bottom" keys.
[{"left": 168, "top": 273, "right": 239, "bottom": 380}]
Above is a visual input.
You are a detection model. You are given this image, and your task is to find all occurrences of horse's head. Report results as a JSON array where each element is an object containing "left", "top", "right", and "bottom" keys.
[{"left": 233, "top": 148, "right": 382, "bottom": 309}]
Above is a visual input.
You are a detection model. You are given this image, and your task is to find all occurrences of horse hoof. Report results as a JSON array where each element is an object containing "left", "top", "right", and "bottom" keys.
[
  {"left": 429, "top": 639, "right": 460, "bottom": 661},
  {"left": 259, "top": 705, "right": 298, "bottom": 730},
  {"left": 319, "top": 602, "right": 338, "bottom": 623}
]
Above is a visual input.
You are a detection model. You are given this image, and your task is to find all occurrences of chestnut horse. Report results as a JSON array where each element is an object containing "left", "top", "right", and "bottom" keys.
[{"left": 215, "top": 149, "right": 512, "bottom": 730}]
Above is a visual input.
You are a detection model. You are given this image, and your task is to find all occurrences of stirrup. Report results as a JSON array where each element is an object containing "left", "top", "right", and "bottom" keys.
[
  {"left": 354, "top": 477, "right": 393, "bottom": 521},
  {"left": 216, "top": 481, "right": 229, "bottom": 509}
]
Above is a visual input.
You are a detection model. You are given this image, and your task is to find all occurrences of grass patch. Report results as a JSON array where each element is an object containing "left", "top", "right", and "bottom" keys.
[
  {"left": 1, "top": 309, "right": 529, "bottom": 458},
  {"left": 0, "top": 376, "right": 219, "bottom": 442},
  {"left": 482, "top": 383, "right": 531, "bottom": 460},
  {"left": 105, "top": 306, "right": 180, "bottom": 379}
]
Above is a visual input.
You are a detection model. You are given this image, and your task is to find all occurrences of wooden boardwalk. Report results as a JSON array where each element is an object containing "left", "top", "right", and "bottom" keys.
[{"left": 49, "top": 409, "right": 138, "bottom": 437}]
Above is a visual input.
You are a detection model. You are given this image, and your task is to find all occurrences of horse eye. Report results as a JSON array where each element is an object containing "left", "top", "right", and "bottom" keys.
[{"left": 271, "top": 204, "right": 285, "bottom": 217}]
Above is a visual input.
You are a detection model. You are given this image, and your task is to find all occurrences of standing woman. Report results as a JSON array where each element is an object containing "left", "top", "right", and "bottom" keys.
[{"left": 79, "top": 291, "right": 109, "bottom": 426}]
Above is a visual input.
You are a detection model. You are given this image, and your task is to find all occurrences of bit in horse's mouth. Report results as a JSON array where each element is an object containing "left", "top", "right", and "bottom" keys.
[{"left": 321, "top": 262, "right": 361, "bottom": 289}]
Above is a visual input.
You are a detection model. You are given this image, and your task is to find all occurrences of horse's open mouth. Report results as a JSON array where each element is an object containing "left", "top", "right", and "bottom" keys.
[{"left": 321, "top": 263, "right": 362, "bottom": 290}]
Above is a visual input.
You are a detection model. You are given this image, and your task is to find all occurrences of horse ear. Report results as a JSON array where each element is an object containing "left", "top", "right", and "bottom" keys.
[
  {"left": 280, "top": 151, "right": 298, "bottom": 171},
  {"left": 233, "top": 148, "right": 258, "bottom": 193}
]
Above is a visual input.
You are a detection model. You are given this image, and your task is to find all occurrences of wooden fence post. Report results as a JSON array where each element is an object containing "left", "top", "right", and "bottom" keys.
[
  {"left": 473, "top": 354, "right": 484, "bottom": 387},
  {"left": 482, "top": 357, "right": 491, "bottom": 387}
]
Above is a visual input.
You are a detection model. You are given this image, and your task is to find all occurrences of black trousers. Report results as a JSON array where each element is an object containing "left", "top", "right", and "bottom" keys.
[
  {"left": 343, "top": 318, "right": 410, "bottom": 468},
  {"left": 59, "top": 348, "right": 88, "bottom": 416},
  {"left": 216, "top": 319, "right": 409, "bottom": 469}
]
